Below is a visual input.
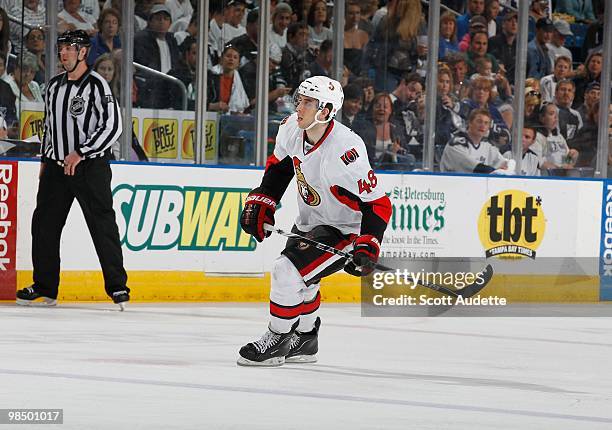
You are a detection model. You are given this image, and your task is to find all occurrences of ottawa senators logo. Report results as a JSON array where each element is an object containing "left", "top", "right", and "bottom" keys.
[
  {"left": 340, "top": 148, "right": 359, "bottom": 165},
  {"left": 293, "top": 157, "right": 321, "bottom": 206}
]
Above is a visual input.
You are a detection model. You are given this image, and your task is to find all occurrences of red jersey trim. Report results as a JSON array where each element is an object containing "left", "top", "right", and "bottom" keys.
[
  {"left": 299, "top": 238, "right": 352, "bottom": 277},
  {"left": 369, "top": 195, "right": 392, "bottom": 223},
  {"left": 270, "top": 300, "right": 302, "bottom": 319},
  {"left": 265, "top": 154, "right": 281, "bottom": 171},
  {"left": 330, "top": 185, "right": 360, "bottom": 211},
  {"left": 301, "top": 292, "right": 321, "bottom": 315},
  {"left": 303, "top": 120, "right": 335, "bottom": 155}
]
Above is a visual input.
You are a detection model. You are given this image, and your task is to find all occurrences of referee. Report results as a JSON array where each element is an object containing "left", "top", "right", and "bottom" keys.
[{"left": 16, "top": 30, "right": 130, "bottom": 310}]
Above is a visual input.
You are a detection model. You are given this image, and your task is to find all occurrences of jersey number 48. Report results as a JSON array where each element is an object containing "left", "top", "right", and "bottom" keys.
[{"left": 358, "top": 170, "right": 378, "bottom": 194}]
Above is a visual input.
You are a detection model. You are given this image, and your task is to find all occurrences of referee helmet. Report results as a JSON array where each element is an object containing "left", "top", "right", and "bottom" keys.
[{"left": 57, "top": 30, "right": 91, "bottom": 50}]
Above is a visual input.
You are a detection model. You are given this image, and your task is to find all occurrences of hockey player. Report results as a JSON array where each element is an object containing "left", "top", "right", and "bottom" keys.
[{"left": 238, "top": 76, "right": 392, "bottom": 366}]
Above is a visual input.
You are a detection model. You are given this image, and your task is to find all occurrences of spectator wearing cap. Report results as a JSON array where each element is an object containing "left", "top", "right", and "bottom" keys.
[
  {"left": 1, "top": 53, "right": 43, "bottom": 113},
  {"left": 554, "top": 79, "right": 583, "bottom": 143},
  {"left": 280, "top": 22, "right": 310, "bottom": 90},
  {"left": 133, "top": 4, "right": 180, "bottom": 108},
  {"left": 456, "top": 0, "right": 485, "bottom": 41},
  {"left": 229, "top": 9, "right": 259, "bottom": 66},
  {"left": 87, "top": 8, "right": 121, "bottom": 65},
  {"left": 465, "top": 30, "right": 499, "bottom": 76},
  {"left": 556, "top": 0, "right": 595, "bottom": 24},
  {"left": 488, "top": 11, "right": 517, "bottom": 84},
  {"left": 458, "top": 15, "right": 487, "bottom": 52},
  {"left": 438, "top": 12, "right": 459, "bottom": 60},
  {"left": 58, "top": 0, "right": 98, "bottom": 37},
  {"left": 577, "top": 81, "right": 600, "bottom": 120},
  {"left": 527, "top": 17, "right": 554, "bottom": 79},
  {"left": 573, "top": 49, "right": 601, "bottom": 108},
  {"left": 270, "top": 2, "right": 292, "bottom": 49},
  {"left": 540, "top": 55, "right": 572, "bottom": 103},
  {"left": 221, "top": 0, "right": 247, "bottom": 53},
  {"left": 547, "top": 20, "right": 574, "bottom": 68}
]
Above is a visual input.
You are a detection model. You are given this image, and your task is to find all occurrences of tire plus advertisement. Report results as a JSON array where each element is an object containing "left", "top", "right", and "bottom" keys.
[{"left": 0, "top": 161, "right": 17, "bottom": 299}]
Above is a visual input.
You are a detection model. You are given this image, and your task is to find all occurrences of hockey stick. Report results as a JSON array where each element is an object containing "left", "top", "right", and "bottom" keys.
[{"left": 263, "top": 224, "right": 493, "bottom": 299}]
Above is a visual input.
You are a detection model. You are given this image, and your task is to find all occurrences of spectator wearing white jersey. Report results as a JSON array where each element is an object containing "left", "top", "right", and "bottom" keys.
[
  {"left": 540, "top": 55, "right": 572, "bottom": 103},
  {"left": 503, "top": 124, "right": 541, "bottom": 176},
  {"left": 441, "top": 108, "right": 512, "bottom": 174},
  {"left": 532, "top": 103, "right": 579, "bottom": 171}
]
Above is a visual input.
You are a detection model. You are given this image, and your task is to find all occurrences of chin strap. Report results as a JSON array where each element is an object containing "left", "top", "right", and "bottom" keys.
[{"left": 303, "top": 109, "right": 332, "bottom": 131}]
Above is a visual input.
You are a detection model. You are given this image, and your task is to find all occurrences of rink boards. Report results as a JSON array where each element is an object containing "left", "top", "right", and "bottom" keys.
[{"left": 1, "top": 159, "right": 609, "bottom": 302}]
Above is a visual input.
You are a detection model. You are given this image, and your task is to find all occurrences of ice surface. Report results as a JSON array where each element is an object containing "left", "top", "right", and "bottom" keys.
[{"left": 1, "top": 303, "right": 611, "bottom": 429}]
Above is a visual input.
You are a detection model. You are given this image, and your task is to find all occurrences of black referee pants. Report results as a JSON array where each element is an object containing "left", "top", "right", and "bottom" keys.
[{"left": 31, "top": 158, "right": 128, "bottom": 299}]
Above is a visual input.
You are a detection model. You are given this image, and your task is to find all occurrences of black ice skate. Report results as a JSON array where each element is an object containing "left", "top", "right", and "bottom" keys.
[
  {"left": 16, "top": 286, "right": 57, "bottom": 307},
  {"left": 112, "top": 290, "right": 130, "bottom": 311},
  {"left": 237, "top": 323, "right": 297, "bottom": 367},
  {"left": 285, "top": 317, "right": 321, "bottom": 363}
]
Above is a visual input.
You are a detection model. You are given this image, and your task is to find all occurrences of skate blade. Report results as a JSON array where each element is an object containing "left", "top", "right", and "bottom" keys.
[
  {"left": 118, "top": 302, "right": 126, "bottom": 312},
  {"left": 16, "top": 298, "right": 57, "bottom": 307},
  {"left": 236, "top": 356, "right": 285, "bottom": 367},
  {"left": 285, "top": 354, "right": 317, "bottom": 364}
]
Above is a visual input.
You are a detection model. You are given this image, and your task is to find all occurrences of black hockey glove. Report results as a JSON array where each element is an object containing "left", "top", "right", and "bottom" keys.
[
  {"left": 240, "top": 188, "right": 277, "bottom": 242},
  {"left": 344, "top": 235, "right": 381, "bottom": 277}
]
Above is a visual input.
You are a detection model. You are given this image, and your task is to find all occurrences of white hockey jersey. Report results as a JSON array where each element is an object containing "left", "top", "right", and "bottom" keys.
[
  {"left": 269, "top": 114, "right": 389, "bottom": 236},
  {"left": 440, "top": 131, "right": 507, "bottom": 173}
]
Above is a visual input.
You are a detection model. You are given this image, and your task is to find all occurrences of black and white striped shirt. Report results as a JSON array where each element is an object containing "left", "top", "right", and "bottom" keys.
[{"left": 42, "top": 69, "right": 122, "bottom": 161}]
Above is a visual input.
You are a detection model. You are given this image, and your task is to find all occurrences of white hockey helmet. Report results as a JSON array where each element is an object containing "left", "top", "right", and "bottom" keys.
[{"left": 294, "top": 76, "right": 344, "bottom": 127}]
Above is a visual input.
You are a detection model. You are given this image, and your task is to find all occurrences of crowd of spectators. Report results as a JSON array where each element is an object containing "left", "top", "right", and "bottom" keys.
[{"left": 0, "top": 0, "right": 609, "bottom": 174}]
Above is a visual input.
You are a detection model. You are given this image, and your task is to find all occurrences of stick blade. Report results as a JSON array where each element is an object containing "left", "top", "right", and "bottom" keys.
[{"left": 458, "top": 264, "right": 494, "bottom": 298}]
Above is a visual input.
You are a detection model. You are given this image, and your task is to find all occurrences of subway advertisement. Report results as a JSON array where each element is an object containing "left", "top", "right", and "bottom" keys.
[{"left": 9, "top": 161, "right": 607, "bottom": 299}]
